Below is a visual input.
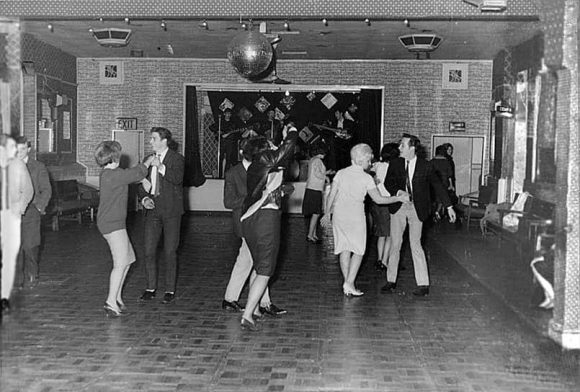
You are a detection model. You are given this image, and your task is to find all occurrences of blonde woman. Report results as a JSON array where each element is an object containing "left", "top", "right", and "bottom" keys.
[{"left": 322, "top": 143, "right": 408, "bottom": 296}]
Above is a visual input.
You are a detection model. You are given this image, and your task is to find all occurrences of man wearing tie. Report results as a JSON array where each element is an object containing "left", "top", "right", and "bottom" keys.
[
  {"left": 383, "top": 133, "right": 456, "bottom": 296},
  {"left": 138, "top": 127, "right": 185, "bottom": 304}
]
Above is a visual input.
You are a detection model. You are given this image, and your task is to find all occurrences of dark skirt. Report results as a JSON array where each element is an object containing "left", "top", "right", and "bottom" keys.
[
  {"left": 241, "top": 209, "right": 282, "bottom": 277},
  {"left": 371, "top": 202, "right": 391, "bottom": 237},
  {"left": 302, "top": 188, "right": 323, "bottom": 216}
]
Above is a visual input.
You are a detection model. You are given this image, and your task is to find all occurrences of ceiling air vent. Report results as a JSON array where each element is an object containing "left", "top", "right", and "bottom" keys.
[
  {"left": 398, "top": 33, "right": 442, "bottom": 53},
  {"left": 92, "top": 28, "right": 132, "bottom": 48}
]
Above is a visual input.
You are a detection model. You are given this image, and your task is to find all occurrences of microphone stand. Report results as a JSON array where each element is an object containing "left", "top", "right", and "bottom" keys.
[{"left": 216, "top": 115, "right": 222, "bottom": 178}]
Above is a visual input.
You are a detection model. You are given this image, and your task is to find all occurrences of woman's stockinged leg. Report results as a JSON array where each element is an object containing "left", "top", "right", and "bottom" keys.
[
  {"left": 106, "top": 264, "right": 124, "bottom": 312},
  {"left": 242, "top": 274, "right": 270, "bottom": 324},
  {"left": 308, "top": 214, "right": 320, "bottom": 239},
  {"left": 116, "top": 264, "right": 131, "bottom": 307},
  {"left": 347, "top": 253, "right": 363, "bottom": 288},
  {"left": 338, "top": 251, "right": 351, "bottom": 282}
]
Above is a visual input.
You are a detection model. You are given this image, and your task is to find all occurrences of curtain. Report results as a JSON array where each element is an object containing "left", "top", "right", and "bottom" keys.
[
  {"left": 358, "top": 89, "right": 382, "bottom": 157},
  {"left": 184, "top": 86, "right": 206, "bottom": 187}
]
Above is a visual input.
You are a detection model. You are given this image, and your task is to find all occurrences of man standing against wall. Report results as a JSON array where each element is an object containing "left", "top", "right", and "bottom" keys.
[
  {"left": 16, "top": 136, "right": 52, "bottom": 288},
  {"left": 383, "top": 133, "right": 456, "bottom": 296},
  {"left": 138, "top": 127, "right": 185, "bottom": 304}
]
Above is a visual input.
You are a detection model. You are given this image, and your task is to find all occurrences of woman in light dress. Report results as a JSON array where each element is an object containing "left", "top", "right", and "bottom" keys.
[{"left": 322, "top": 143, "right": 408, "bottom": 296}]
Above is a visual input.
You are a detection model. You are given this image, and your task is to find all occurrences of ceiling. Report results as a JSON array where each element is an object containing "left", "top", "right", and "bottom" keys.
[{"left": 20, "top": 18, "right": 543, "bottom": 61}]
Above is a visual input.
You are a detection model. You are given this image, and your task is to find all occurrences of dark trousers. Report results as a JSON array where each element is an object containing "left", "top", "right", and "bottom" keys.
[
  {"left": 16, "top": 246, "right": 40, "bottom": 286},
  {"left": 143, "top": 210, "right": 182, "bottom": 293},
  {"left": 16, "top": 208, "right": 42, "bottom": 286}
]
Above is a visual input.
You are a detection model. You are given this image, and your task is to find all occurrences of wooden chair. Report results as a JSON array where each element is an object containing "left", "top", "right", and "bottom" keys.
[{"left": 459, "top": 185, "right": 496, "bottom": 231}]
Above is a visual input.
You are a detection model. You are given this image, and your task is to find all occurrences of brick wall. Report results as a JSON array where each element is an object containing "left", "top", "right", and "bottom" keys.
[{"left": 77, "top": 58, "right": 492, "bottom": 177}]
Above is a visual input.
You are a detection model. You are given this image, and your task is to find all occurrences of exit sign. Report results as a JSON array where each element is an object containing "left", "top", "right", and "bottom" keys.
[{"left": 116, "top": 117, "right": 138, "bottom": 130}]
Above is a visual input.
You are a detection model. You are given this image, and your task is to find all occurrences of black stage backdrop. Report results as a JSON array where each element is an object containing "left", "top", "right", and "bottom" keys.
[{"left": 184, "top": 86, "right": 206, "bottom": 187}]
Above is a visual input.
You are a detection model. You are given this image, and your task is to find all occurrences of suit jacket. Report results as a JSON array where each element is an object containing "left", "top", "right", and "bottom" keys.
[
  {"left": 138, "top": 148, "right": 185, "bottom": 217},
  {"left": 385, "top": 156, "right": 451, "bottom": 222},
  {"left": 24, "top": 158, "right": 52, "bottom": 218},
  {"left": 223, "top": 163, "right": 246, "bottom": 238}
]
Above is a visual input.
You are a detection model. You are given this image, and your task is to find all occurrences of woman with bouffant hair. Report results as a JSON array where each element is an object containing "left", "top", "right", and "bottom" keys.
[
  {"left": 95, "top": 141, "right": 153, "bottom": 317},
  {"left": 322, "top": 143, "right": 408, "bottom": 297}
]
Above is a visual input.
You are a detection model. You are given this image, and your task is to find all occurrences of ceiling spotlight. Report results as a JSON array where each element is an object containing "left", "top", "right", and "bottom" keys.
[
  {"left": 200, "top": 20, "right": 208, "bottom": 29},
  {"left": 364, "top": 18, "right": 371, "bottom": 26},
  {"left": 47, "top": 23, "right": 54, "bottom": 32},
  {"left": 463, "top": 0, "right": 507, "bottom": 12},
  {"left": 322, "top": 18, "right": 328, "bottom": 26},
  {"left": 124, "top": 17, "right": 130, "bottom": 25},
  {"left": 283, "top": 21, "right": 290, "bottom": 31},
  {"left": 161, "top": 20, "right": 167, "bottom": 31}
]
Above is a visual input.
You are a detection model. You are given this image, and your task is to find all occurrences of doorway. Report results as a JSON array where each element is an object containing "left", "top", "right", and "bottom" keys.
[{"left": 431, "top": 135, "right": 485, "bottom": 196}]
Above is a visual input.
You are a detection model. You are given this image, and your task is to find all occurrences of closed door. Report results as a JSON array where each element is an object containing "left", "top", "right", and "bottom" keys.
[{"left": 431, "top": 135, "right": 485, "bottom": 197}]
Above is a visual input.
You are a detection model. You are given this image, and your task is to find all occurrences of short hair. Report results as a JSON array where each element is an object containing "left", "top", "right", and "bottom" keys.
[
  {"left": 435, "top": 144, "right": 447, "bottom": 156},
  {"left": 151, "top": 127, "right": 172, "bottom": 142},
  {"left": 379, "top": 142, "right": 400, "bottom": 162},
  {"left": 401, "top": 133, "right": 421, "bottom": 148},
  {"left": 240, "top": 136, "right": 268, "bottom": 161},
  {"left": 350, "top": 143, "right": 373, "bottom": 166},
  {"left": 309, "top": 142, "right": 328, "bottom": 157},
  {"left": 0, "top": 133, "right": 15, "bottom": 147},
  {"left": 15, "top": 136, "right": 31, "bottom": 147},
  {"left": 94, "top": 140, "right": 122, "bottom": 167}
]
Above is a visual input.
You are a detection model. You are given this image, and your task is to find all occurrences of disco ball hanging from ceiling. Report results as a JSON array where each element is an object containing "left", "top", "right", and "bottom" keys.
[{"left": 227, "top": 31, "right": 274, "bottom": 79}]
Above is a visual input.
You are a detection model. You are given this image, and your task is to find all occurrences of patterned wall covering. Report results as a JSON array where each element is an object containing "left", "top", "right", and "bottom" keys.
[
  {"left": 0, "top": 0, "right": 539, "bottom": 18},
  {"left": 21, "top": 33, "right": 76, "bottom": 84},
  {"left": 0, "top": 20, "right": 20, "bottom": 135},
  {"left": 76, "top": 58, "right": 492, "bottom": 177}
]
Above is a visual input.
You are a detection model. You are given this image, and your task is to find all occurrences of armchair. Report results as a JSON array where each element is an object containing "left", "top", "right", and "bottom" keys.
[{"left": 459, "top": 185, "right": 496, "bottom": 232}]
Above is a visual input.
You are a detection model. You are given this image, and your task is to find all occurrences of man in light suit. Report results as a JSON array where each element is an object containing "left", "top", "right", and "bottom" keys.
[
  {"left": 15, "top": 136, "right": 52, "bottom": 288},
  {"left": 222, "top": 137, "right": 286, "bottom": 316},
  {"left": 138, "top": 127, "right": 185, "bottom": 304},
  {"left": 383, "top": 133, "right": 456, "bottom": 296}
]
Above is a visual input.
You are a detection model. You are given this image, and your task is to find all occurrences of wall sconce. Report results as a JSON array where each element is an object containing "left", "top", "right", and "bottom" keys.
[
  {"left": 364, "top": 18, "right": 371, "bottom": 26},
  {"left": 322, "top": 18, "right": 328, "bottom": 26},
  {"left": 160, "top": 20, "right": 167, "bottom": 31},
  {"left": 200, "top": 20, "right": 208, "bottom": 29},
  {"left": 283, "top": 21, "right": 290, "bottom": 31},
  {"left": 47, "top": 23, "right": 54, "bottom": 32},
  {"left": 124, "top": 17, "right": 130, "bottom": 25}
]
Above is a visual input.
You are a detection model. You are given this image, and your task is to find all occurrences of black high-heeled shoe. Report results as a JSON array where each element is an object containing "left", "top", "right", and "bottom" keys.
[{"left": 104, "top": 302, "right": 123, "bottom": 317}]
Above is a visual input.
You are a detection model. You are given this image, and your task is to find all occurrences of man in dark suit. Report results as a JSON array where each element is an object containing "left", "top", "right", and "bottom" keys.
[
  {"left": 383, "top": 133, "right": 456, "bottom": 296},
  {"left": 15, "top": 136, "right": 52, "bottom": 288},
  {"left": 138, "top": 127, "right": 185, "bottom": 304}
]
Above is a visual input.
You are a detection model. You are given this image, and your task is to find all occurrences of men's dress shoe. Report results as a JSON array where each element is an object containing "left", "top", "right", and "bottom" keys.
[
  {"left": 412, "top": 286, "right": 430, "bottom": 296},
  {"left": 240, "top": 317, "right": 261, "bottom": 332},
  {"left": 222, "top": 300, "right": 245, "bottom": 312},
  {"left": 140, "top": 290, "right": 156, "bottom": 301},
  {"left": 259, "top": 303, "right": 287, "bottom": 316},
  {"left": 381, "top": 282, "right": 397, "bottom": 293},
  {"left": 162, "top": 292, "right": 175, "bottom": 304}
]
